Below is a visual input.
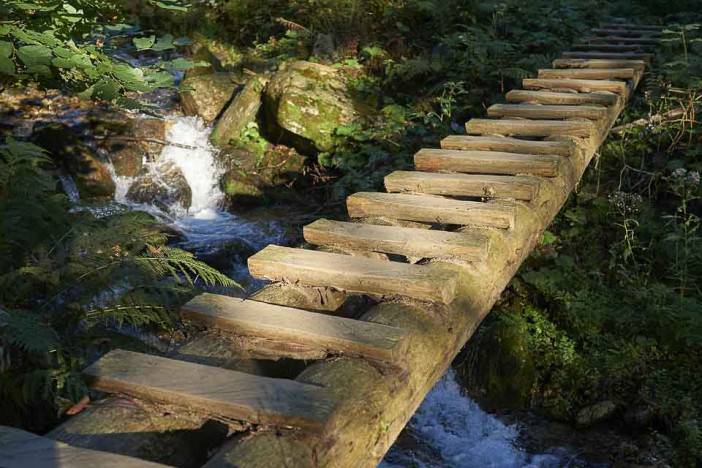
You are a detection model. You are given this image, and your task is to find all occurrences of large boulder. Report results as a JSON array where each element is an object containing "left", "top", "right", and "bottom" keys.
[
  {"left": 210, "top": 75, "right": 268, "bottom": 148},
  {"left": 456, "top": 313, "right": 536, "bottom": 411},
  {"left": 32, "top": 123, "right": 115, "bottom": 199},
  {"left": 180, "top": 73, "right": 241, "bottom": 123},
  {"left": 263, "top": 61, "right": 367, "bottom": 153},
  {"left": 126, "top": 161, "right": 192, "bottom": 212},
  {"left": 218, "top": 144, "right": 305, "bottom": 207}
]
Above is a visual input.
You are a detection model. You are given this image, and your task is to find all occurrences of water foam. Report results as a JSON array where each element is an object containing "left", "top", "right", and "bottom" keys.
[{"left": 382, "top": 371, "right": 564, "bottom": 468}]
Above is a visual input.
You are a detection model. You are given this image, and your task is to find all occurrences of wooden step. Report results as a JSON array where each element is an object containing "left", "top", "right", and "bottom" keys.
[
  {"left": 441, "top": 135, "right": 575, "bottom": 157},
  {"left": 248, "top": 244, "right": 461, "bottom": 304},
  {"left": 83, "top": 349, "right": 337, "bottom": 433},
  {"left": 0, "top": 426, "right": 169, "bottom": 468},
  {"left": 561, "top": 51, "right": 653, "bottom": 61},
  {"left": 466, "top": 118, "right": 595, "bottom": 138},
  {"left": 537, "top": 67, "right": 635, "bottom": 80},
  {"left": 416, "top": 148, "right": 563, "bottom": 177},
  {"left": 304, "top": 218, "right": 489, "bottom": 262},
  {"left": 506, "top": 89, "right": 619, "bottom": 107},
  {"left": 385, "top": 170, "right": 538, "bottom": 200},
  {"left": 182, "top": 293, "right": 409, "bottom": 364},
  {"left": 598, "top": 23, "right": 661, "bottom": 31},
  {"left": 552, "top": 58, "right": 646, "bottom": 71},
  {"left": 347, "top": 192, "right": 514, "bottom": 229},
  {"left": 580, "top": 36, "right": 659, "bottom": 45},
  {"left": 523, "top": 78, "right": 628, "bottom": 95},
  {"left": 572, "top": 43, "right": 651, "bottom": 52},
  {"left": 487, "top": 103, "right": 607, "bottom": 120},
  {"left": 591, "top": 28, "right": 662, "bottom": 37}
]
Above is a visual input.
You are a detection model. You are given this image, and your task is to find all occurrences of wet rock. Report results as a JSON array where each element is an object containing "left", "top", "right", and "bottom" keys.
[
  {"left": 210, "top": 75, "right": 268, "bottom": 148},
  {"left": 456, "top": 314, "right": 536, "bottom": 411},
  {"left": 575, "top": 400, "right": 617, "bottom": 428},
  {"left": 32, "top": 123, "right": 116, "bottom": 199},
  {"left": 218, "top": 145, "right": 305, "bottom": 207},
  {"left": 180, "top": 73, "right": 240, "bottom": 123},
  {"left": 126, "top": 161, "right": 192, "bottom": 212},
  {"left": 109, "top": 144, "right": 143, "bottom": 177},
  {"left": 263, "top": 60, "right": 370, "bottom": 153}
]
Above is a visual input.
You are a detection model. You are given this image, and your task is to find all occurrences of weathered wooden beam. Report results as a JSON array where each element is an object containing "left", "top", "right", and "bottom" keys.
[
  {"left": 487, "top": 103, "right": 608, "bottom": 120},
  {"left": 304, "top": 218, "right": 489, "bottom": 262},
  {"left": 572, "top": 43, "right": 651, "bottom": 52},
  {"left": 591, "top": 28, "right": 662, "bottom": 37},
  {"left": 441, "top": 135, "right": 575, "bottom": 156},
  {"left": 523, "top": 77, "right": 628, "bottom": 95},
  {"left": 599, "top": 23, "right": 661, "bottom": 31},
  {"left": 416, "top": 148, "right": 563, "bottom": 177},
  {"left": 505, "top": 89, "right": 619, "bottom": 106},
  {"left": 580, "top": 36, "right": 659, "bottom": 45},
  {"left": 346, "top": 192, "right": 514, "bottom": 229},
  {"left": 0, "top": 426, "right": 170, "bottom": 468},
  {"left": 552, "top": 58, "right": 646, "bottom": 71},
  {"left": 182, "top": 293, "right": 410, "bottom": 365},
  {"left": 248, "top": 244, "right": 462, "bottom": 304},
  {"left": 466, "top": 118, "right": 596, "bottom": 138},
  {"left": 562, "top": 51, "right": 653, "bottom": 61},
  {"left": 385, "top": 170, "right": 538, "bottom": 200},
  {"left": 83, "top": 349, "right": 337, "bottom": 433},
  {"left": 537, "top": 67, "right": 635, "bottom": 80}
]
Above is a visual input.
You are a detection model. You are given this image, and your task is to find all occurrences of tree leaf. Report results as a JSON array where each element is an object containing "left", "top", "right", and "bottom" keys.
[
  {"left": 151, "top": 34, "right": 175, "bottom": 51},
  {"left": 16, "top": 44, "right": 52, "bottom": 67},
  {"left": 133, "top": 35, "right": 156, "bottom": 51}
]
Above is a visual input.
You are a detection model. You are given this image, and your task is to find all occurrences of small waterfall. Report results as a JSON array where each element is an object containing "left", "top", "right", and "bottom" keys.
[
  {"left": 58, "top": 173, "right": 80, "bottom": 203},
  {"left": 382, "top": 371, "right": 565, "bottom": 468},
  {"left": 160, "top": 116, "right": 224, "bottom": 219}
]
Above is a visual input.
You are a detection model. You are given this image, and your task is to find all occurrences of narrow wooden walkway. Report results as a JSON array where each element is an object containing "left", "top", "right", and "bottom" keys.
[{"left": 16, "top": 20, "right": 660, "bottom": 468}]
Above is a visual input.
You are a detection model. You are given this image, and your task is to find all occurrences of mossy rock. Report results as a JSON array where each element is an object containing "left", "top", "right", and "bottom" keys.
[
  {"left": 456, "top": 313, "right": 536, "bottom": 411},
  {"left": 32, "top": 123, "right": 115, "bottom": 199},
  {"left": 180, "top": 73, "right": 241, "bottom": 123},
  {"left": 263, "top": 60, "right": 369, "bottom": 153},
  {"left": 210, "top": 75, "right": 268, "bottom": 148}
]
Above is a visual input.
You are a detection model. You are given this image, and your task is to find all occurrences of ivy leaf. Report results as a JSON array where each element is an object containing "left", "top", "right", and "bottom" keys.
[
  {"left": 133, "top": 35, "right": 156, "bottom": 51},
  {"left": 0, "top": 41, "right": 13, "bottom": 75},
  {"left": 149, "top": 0, "right": 189, "bottom": 11},
  {"left": 162, "top": 57, "right": 200, "bottom": 70},
  {"left": 152, "top": 34, "right": 175, "bottom": 51},
  {"left": 17, "top": 44, "right": 52, "bottom": 74}
]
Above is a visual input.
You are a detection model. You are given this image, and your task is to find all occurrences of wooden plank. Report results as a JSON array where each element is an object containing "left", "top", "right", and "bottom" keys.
[
  {"left": 0, "top": 426, "right": 170, "bottom": 468},
  {"left": 346, "top": 192, "right": 514, "bottom": 229},
  {"left": 505, "top": 89, "right": 619, "bottom": 106},
  {"left": 385, "top": 170, "right": 538, "bottom": 200},
  {"left": 487, "top": 103, "right": 607, "bottom": 120},
  {"left": 441, "top": 135, "right": 575, "bottom": 157},
  {"left": 248, "top": 244, "right": 461, "bottom": 304},
  {"left": 182, "top": 293, "right": 409, "bottom": 364},
  {"left": 304, "top": 218, "right": 489, "bottom": 262},
  {"left": 599, "top": 23, "right": 661, "bottom": 31},
  {"left": 523, "top": 77, "right": 628, "bottom": 95},
  {"left": 416, "top": 148, "right": 563, "bottom": 177},
  {"left": 552, "top": 58, "right": 646, "bottom": 71},
  {"left": 537, "top": 67, "right": 635, "bottom": 80},
  {"left": 562, "top": 51, "right": 653, "bottom": 61},
  {"left": 572, "top": 43, "right": 651, "bottom": 52},
  {"left": 591, "top": 28, "right": 662, "bottom": 37},
  {"left": 83, "top": 349, "right": 337, "bottom": 433},
  {"left": 466, "top": 118, "right": 595, "bottom": 138},
  {"left": 580, "top": 36, "right": 659, "bottom": 45}
]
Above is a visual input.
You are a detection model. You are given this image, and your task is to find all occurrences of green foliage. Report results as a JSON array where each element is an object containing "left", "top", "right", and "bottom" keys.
[
  {"left": 0, "top": 137, "right": 236, "bottom": 430},
  {"left": 0, "top": 0, "right": 196, "bottom": 103}
]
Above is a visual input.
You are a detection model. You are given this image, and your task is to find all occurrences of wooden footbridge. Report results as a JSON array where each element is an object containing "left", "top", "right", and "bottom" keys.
[{"left": 1, "top": 20, "right": 662, "bottom": 468}]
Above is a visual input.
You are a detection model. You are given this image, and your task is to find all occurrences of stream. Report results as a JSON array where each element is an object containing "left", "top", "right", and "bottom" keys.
[{"left": 58, "top": 112, "right": 579, "bottom": 467}]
